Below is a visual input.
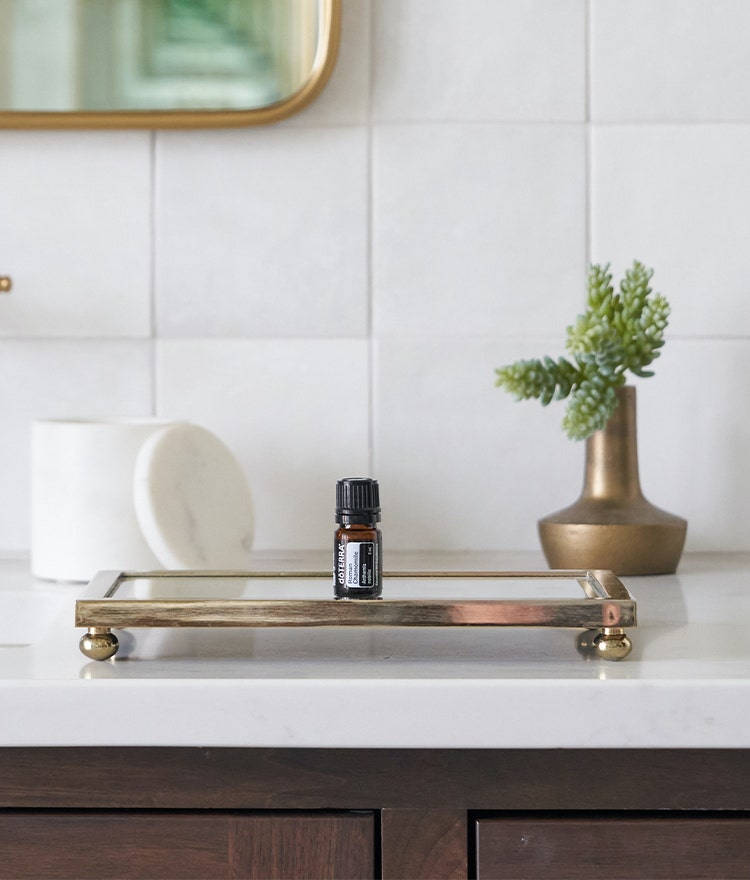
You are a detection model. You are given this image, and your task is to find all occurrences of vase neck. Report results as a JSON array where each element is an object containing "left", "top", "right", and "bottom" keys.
[{"left": 581, "top": 386, "right": 644, "bottom": 500}]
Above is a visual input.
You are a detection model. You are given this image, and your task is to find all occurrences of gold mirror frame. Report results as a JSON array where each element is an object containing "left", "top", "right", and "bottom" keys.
[{"left": 0, "top": 0, "right": 340, "bottom": 129}]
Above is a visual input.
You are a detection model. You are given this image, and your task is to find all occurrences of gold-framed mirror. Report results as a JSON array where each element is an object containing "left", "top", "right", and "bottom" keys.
[{"left": 0, "top": 0, "right": 340, "bottom": 128}]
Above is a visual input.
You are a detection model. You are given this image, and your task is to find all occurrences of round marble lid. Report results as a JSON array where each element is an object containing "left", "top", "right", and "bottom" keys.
[{"left": 133, "top": 423, "right": 254, "bottom": 569}]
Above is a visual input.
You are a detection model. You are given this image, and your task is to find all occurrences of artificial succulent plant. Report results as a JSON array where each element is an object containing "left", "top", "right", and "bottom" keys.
[{"left": 495, "top": 261, "right": 670, "bottom": 440}]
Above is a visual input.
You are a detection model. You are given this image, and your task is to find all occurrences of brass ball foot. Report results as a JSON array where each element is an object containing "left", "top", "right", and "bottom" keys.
[
  {"left": 576, "top": 628, "right": 632, "bottom": 661},
  {"left": 80, "top": 629, "right": 119, "bottom": 661}
]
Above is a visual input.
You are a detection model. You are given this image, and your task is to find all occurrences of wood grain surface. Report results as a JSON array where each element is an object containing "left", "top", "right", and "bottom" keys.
[
  {"left": 0, "top": 748, "right": 748, "bottom": 810},
  {"left": 475, "top": 814, "right": 750, "bottom": 879},
  {"left": 0, "top": 811, "right": 374, "bottom": 880}
]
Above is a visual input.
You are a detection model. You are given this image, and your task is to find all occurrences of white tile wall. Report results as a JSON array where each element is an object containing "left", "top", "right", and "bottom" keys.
[
  {"left": 0, "top": 341, "right": 152, "bottom": 550},
  {"left": 156, "top": 339, "right": 370, "bottom": 550},
  {"left": 155, "top": 125, "right": 369, "bottom": 338},
  {"left": 591, "top": 0, "right": 750, "bottom": 122},
  {"left": 591, "top": 125, "right": 750, "bottom": 337},
  {"left": 372, "top": 0, "right": 586, "bottom": 122},
  {"left": 0, "top": 131, "right": 152, "bottom": 338},
  {"left": 1, "top": 0, "right": 748, "bottom": 558},
  {"left": 374, "top": 337, "right": 581, "bottom": 551},
  {"left": 373, "top": 124, "right": 586, "bottom": 336},
  {"left": 636, "top": 340, "right": 750, "bottom": 551}
]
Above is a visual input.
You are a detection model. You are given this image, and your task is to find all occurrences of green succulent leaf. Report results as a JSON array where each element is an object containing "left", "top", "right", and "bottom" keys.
[
  {"left": 494, "top": 356, "right": 580, "bottom": 407},
  {"left": 495, "top": 260, "right": 670, "bottom": 440},
  {"left": 561, "top": 375, "right": 623, "bottom": 441}
]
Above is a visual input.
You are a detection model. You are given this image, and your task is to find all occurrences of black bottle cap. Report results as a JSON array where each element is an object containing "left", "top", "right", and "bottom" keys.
[{"left": 336, "top": 477, "right": 381, "bottom": 524}]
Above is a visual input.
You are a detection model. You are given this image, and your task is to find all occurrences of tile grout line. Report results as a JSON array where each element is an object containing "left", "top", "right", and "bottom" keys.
[
  {"left": 584, "top": 0, "right": 592, "bottom": 273},
  {"left": 149, "top": 130, "right": 158, "bottom": 417},
  {"left": 367, "top": 0, "right": 376, "bottom": 476}
]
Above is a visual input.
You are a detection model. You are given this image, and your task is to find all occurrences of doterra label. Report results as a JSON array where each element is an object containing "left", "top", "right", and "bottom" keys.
[{"left": 344, "top": 541, "right": 377, "bottom": 588}]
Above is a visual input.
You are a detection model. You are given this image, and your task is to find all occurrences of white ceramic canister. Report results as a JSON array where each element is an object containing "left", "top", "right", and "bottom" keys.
[{"left": 30, "top": 419, "right": 180, "bottom": 582}]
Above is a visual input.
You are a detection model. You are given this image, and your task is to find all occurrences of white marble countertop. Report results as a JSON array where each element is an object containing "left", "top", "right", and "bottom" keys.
[{"left": 1, "top": 551, "right": 749, "bottom": 750}]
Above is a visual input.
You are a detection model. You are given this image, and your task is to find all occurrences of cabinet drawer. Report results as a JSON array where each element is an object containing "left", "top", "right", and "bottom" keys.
[
  {"left": 0, "top": 810, "right": 374, "bottom": 880},
  {"left": 476, "top": 814, "right": 750, "bottom": 880}
]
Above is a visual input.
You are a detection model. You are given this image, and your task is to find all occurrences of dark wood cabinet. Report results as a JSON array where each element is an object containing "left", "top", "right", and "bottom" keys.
[
  {"left": 1, "top": 748, "right": 749, "bottom": 880},
  {"left": 475, "top": 814, "right": 750, "bottom": 880},
  {"left": 0, "top": 811, "right": 374, "bottom": 880}
]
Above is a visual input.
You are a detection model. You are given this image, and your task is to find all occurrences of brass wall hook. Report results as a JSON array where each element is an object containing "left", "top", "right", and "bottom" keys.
[{"left": 0, "top": 275, "right": 12, "bottom": 293}]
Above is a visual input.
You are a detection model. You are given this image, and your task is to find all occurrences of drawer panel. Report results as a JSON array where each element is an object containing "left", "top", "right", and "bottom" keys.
[
  {"left": 476, "top": 814, "right": 750, "bottom": 880},
  {"left": 0, "top": 810, "right": 375, "bottom": 880}
]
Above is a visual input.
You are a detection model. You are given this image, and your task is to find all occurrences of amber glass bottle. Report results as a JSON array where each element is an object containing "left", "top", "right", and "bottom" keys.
[{"left": 333, "top": 477, "right": 382, "bottom": 599}]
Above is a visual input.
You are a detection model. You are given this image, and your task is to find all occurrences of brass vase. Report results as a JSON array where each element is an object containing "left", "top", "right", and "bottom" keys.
[{"left": 538, "top": 385, "right": 687, "bottom": 575}]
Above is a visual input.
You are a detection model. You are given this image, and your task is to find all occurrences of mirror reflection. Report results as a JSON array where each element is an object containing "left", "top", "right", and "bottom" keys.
[
  {"left": 111, "top": 574, "right": 585, "bottom": 602},
  {"left": 0, "top": 0, "right": 333, "bottom": 118}
]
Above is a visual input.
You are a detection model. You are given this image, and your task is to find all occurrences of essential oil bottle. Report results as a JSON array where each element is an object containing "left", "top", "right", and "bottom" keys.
[{"left": 333, "top": 477, "right": 382, "bottom": 599}]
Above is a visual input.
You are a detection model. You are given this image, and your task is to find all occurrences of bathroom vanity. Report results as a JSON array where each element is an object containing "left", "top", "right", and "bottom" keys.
[{"left": 0, "top": 552, "right": 748, "bottom": 879}]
